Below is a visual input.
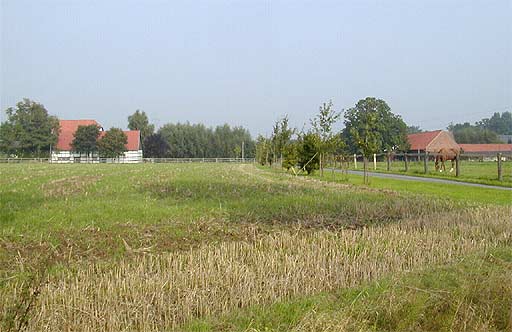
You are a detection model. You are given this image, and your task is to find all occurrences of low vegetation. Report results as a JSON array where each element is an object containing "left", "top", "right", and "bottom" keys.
[{"left": 1, "top": 163, "right": 510, "bottom": 331}]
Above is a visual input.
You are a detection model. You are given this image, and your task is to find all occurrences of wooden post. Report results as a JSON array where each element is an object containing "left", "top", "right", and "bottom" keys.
[
  {"left": 386, "top": 153, "right": 390, "bottom": 171},
  {"left": 354, "top": 154, "right": 357, "bottom": 169},
  {"left": 455, "top": 153, "right": 460, "bottom": 177},
  {"left": 404, "top": 153, "right": 409, "bottom": 172},
  {"left": 373, "top": 153, "right": 377, "bottom": 170},
  {"left": 423, "top": 152, "right": 428, "bottom": 174},
  {"left": 497, "top": 153, "right": 503, "bottom": 181}
]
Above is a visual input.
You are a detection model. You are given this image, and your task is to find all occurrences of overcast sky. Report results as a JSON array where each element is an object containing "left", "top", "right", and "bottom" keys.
[{"left": 1, "top": 0, "right": 510, "bottom": 136}]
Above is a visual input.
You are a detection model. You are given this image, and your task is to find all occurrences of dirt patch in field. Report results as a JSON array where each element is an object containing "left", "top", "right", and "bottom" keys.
[{"left": 41, "top": 175, "right": 102, "bottom": 198}]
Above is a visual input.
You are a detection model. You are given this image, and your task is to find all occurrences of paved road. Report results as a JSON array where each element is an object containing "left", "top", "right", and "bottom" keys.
[{"left": 336, "top": 169, "right": 512, "bottom": 191}]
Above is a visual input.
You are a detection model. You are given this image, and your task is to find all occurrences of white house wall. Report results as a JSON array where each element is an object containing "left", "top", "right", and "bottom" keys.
[{"left": 51, "top": 150, "right": 143, "bottom": 163}]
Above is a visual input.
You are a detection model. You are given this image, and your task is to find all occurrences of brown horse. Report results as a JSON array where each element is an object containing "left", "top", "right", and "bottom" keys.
[{"left": 435, "top": 148, "right": 459, "bottom": 173}]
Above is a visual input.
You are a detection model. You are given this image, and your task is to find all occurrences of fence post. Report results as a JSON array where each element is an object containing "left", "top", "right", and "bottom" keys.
[
  {"left": 373, "top": 153, "right": 377, "bottom": 170},
  {"left": 386, "top": 153, "right": 390, "bottom": 171},
  {"left": 353, "top": 154, "right": 357, "bottom": 169},
  {"left": 455, "top": 153, "right": 460, "bottom": 177},
  {"left": 497, "top": 153, "right": 503, "bottom": 181},
  {"left": 404, "top": 153, "right": 409, "bottom": 172},
  {"left": 423, "top": 152, "right": 428, "bottom": 174}
]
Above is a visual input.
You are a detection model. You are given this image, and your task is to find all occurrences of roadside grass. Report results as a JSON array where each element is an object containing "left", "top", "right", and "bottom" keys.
[
  {"left": 2, "top": 206, "right": 510, "bottom": 331},
  {"left": 181, "top": 246, "right": 512, "bottom": 332},
  {"left": 257, "top": 165, "right": 512, "bottom": 205},
  {"left": 347, "top": 160, "right": 512, "bottom": 187}
]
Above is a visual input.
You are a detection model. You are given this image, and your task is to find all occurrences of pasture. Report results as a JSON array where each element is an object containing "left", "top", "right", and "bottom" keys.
[
  {"left": 348, "top": 159, "right": 512, "bottom": 187},
  {"left": 1, "top": 163, "right": 511, "bottom": 331}
]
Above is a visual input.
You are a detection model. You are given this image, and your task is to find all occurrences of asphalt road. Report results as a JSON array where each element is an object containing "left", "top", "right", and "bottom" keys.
[{"left": 337, "top": 169, "right": 512, "bottom": 191}]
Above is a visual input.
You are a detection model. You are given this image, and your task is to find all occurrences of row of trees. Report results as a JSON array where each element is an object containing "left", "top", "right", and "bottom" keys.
[
  {"left": 256, "top": 97, "right": 409, "bottom": 183},
  {"left": 447, "top": 111, "right": 512, "bottom": 144},
  {"left": 127, "top": 111, "right": 255, "bottom": 158},
  {"left": 0, "top": 99, "right": 255, "bottom": 158}
]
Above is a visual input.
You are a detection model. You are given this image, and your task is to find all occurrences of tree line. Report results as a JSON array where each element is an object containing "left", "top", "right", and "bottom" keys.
[
  {"left": 256, "top": 97, "right": 410, "bottom": 183},
  {"left": 0, "top": 99, "right": 255, "bottom": 158},
  {"left": 447, "top": 112, "right": 512, "bottom": 144}
]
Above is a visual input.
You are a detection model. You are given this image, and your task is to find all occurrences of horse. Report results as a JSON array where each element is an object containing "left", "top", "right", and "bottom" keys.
[{"left": 434, "top": 148, "right": 459, "bottom": 173}]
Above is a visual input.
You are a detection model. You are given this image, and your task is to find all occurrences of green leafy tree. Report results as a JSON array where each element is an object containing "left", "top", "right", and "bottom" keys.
[
  {"left": 448, "top": 122, "right": 501, "bottom": 143},
  {"left": 297, "top": 132, "right": 320, "bottom": 175},
  {"left": 71, "top": 124, "right": 101, "bottom": 159},
  {"left": 0, "top": 99, "right": 59, "bottom": 157},
  {"left": 98, "top": 128, "right": 127, "bottom": 158},
  {"left": 143, "top": 133, "right": 169, "bottom": 158},
  {"left": 282, "top": 140, "right": 299, "bottom": 171},
  {"left": 344, "top": 98, "right": 384, "bottom": 184},
  {"left": 407, "top": 125, "right": 423, "bottom": 134},
  {"left": 270, "top": 115, "right": 294, "bottom": 166},
  {"left": 128, "top": 110, "right": 155, "bottom": 146},
  {"left": 311, "top": 100, "right": 342, "bottom": 176},
  {"left": 255, "top": 135, "right": 272, "bottom": 165}
]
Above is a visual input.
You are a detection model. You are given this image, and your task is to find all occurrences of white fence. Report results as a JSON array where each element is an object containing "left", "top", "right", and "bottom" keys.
[{"left": 0, "top": 157, "right": 255, "bottom": 164}]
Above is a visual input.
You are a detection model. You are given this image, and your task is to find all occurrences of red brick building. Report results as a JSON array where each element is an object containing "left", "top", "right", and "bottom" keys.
[{"left": 407, "top": 130, "right": 460, "bottom": 153}]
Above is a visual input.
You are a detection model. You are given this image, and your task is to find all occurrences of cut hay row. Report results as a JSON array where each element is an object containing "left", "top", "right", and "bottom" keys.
[{"left": 6, "top": 206, "right": 508, "bottom": 331}]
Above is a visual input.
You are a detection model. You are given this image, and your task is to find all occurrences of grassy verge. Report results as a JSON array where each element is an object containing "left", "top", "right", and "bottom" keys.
[
  {"left": 260, "top": 166, "right": 512, "bottom": 205},
  {"left": 343, "top": 160, "right": 512, "bottom": 187},
  {"left": 181, "top": 246, "right": 512, "bottom": 332}
]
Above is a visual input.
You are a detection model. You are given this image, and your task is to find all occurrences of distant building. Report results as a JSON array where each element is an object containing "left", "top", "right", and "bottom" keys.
[
  {"left": 459, "top": 144, "right": 512, "bottom": 161},
  {"left": 51, "top": 119, "right": 142, "bottom": 163},
  {"left": 407, "top": 130, "right": 460, "bottom": 154}
]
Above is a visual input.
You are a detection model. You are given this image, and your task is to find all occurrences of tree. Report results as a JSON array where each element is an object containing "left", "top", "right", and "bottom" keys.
[
  {"left": 98, "top": 128, "right": 127, "bottom": 158},
  {"left": 297, "top": 132, "right": 320, "bottom": 175},
  {"left": 255, "top": 135, "right": 272, "bottom": 165},
  {"left": 270, "top": 115, "right": 295, "bottom": 167},
  {"left": 448, "top": 122, "right": 501, "bottom": 143},
  {"left": 282, "top": 140, "right": 299, "bottom": 171},
  {"left": 311, "top": 100, "right": 342, "bottom": 176},
  {"left": 344, "top": 98, "right": 385, "bottom": 184},
  {"left": 71, "top": 124, "right": 101, "bottom": 159},
  {"left": 407, "top": 125, "right": 423, "bottom": 134},
  {"left": 0, "top": 99, "right": 59, "bottom": 157},
  {"left": 143, "top": 133, "right": 169, "bottom": 158},
  {"left": 128, "top": 110, "right": 155, "bottom": 146}
]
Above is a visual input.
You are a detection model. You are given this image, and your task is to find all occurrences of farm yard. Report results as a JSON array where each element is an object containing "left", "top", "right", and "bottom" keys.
[{"left": 1, "top": 163, "right": 511, "bottom": 331}]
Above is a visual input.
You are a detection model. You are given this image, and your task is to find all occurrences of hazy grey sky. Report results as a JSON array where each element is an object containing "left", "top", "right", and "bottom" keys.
[{"left": 1, "top": 0, "right": 511, "bottom": 136}]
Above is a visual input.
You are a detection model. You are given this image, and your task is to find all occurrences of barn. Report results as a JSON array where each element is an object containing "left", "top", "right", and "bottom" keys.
[
  {"left": 459, "top": 144, "right": 512, "bottom": 161},
  {"left": 407, "top": 130, "right": 460, "bottom": 154},
  {"left": 51, "top": 120, "right": 143, "bottom": 163}
]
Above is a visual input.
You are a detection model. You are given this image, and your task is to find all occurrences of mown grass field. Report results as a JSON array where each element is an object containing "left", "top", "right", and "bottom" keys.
[
  {"left": 346, "top": 159, "right": 512, "bottom": 187},
  {"left": 1, "top": 163, "right": 511, "bottom": 331}
]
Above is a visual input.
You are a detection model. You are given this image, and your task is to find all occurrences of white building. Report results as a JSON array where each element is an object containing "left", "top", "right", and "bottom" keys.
[{"left": 51, "top": 120, "right": 143, "bottom": 163}]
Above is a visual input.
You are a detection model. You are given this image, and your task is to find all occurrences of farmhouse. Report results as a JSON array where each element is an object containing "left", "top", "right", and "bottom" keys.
[
  {"left": 51, "top": 120, "right": 143, "bottom": 163},
  {"left": 407, "top": 130, "right": 460, "bottom": 154}
]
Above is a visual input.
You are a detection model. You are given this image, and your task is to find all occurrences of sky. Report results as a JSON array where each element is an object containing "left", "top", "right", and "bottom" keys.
[{"left": 1, "top": 0, "right": 511, "bottom": 136}]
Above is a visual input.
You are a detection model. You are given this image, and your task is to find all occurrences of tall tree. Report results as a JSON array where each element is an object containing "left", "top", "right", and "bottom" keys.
[
  {"left": 344, "top": 98, "right": 385, "bottom": 184},
  {"left": 128, "top": 110, "right": 155, "bottom": 145},
  {"left": 71, "top": 124, "right": 101, "bottom": 159},
  {"left": 143, "top": 133, "right": 169, "bottom": 158},
  {"left": 311, "top": 100, "right": 342, "bottom": 176},
  {"left": 0, "top": 99, "right": 59, "bottom": 157},
  {"left": 98, "top": 128, "right": 127, "bottom": 158}
]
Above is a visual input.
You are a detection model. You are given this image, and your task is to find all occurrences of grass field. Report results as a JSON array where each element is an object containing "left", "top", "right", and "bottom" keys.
[
  {"left": 1, "top": 163, "right": 511, "bottom": 331},
  {"left": 346, "top": 159, "right": 512, "bottom": 187}
]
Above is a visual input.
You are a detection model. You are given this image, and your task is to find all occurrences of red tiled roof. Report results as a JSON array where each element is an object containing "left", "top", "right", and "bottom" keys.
[
  {"left": 459, "top": 144, "right": 512, "bottom": 153},
  {"left": 56, "top": 120, "right": 141, "bottom": 151},
  {"left": 407, "top": 130, "right": 442, "bottom": 150},
  {"left": 98, "top": 130, "right": 141, "bottom": 151},
  {"left": 56, "top": 120, "right": 100, "bottom": 151}
]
